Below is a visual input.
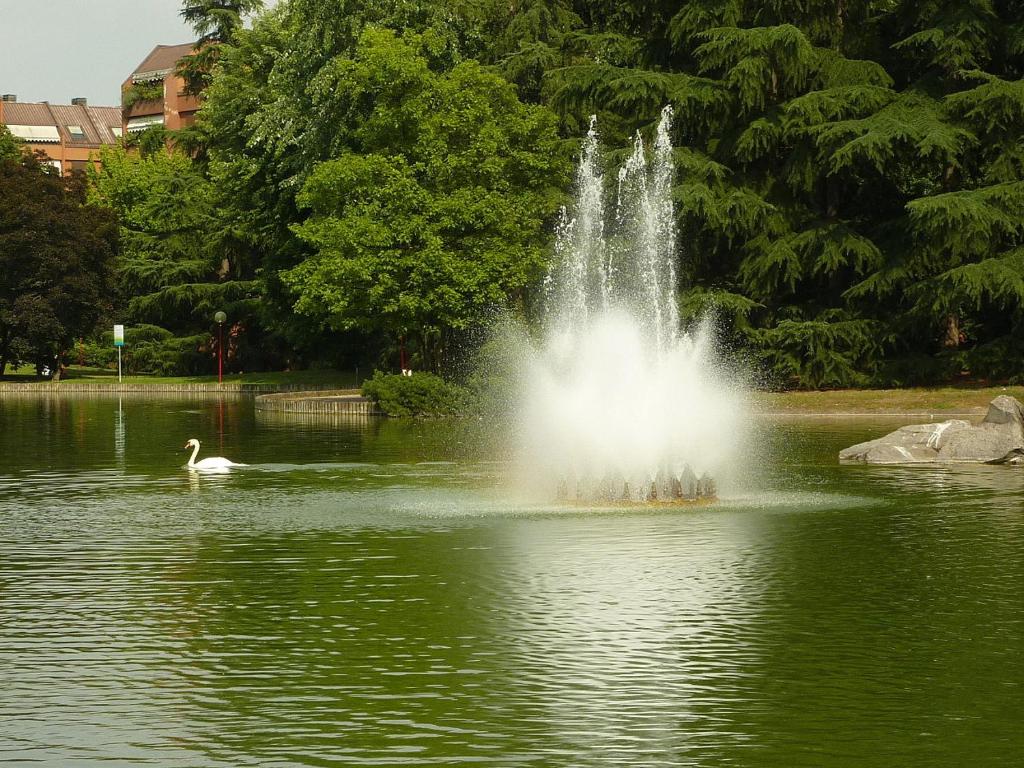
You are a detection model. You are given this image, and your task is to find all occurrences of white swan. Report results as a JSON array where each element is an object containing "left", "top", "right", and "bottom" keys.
[{"left": 184, "top": 438, "right": 247, "bottom": 469}]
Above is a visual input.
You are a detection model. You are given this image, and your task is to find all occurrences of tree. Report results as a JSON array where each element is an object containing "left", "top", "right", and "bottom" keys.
[
  {"left": 173, "top": 0, "right": 1024, "bottom": 385},
  {"left": 177, "top": 1, "right": 265, "bottom": 97},
  {"left": 199, "top": 3, "right": 570, "bottom": 369},
  {"left": 87, "top": 145, "right": 265, "bottom": 374},
  {"left": 282, "top": 29, "right": 569, "bottom": 368},
  {"left": 181, "top": 0, "right": 264, "bottom": 43},
  {"left": 0, "top": 154, "right": 117, "bottom": 376},
  {"left": 480, "top": 0, "right": 1024, "bottom": 386},
  {"left": 0, "top": 126, "right": 21, "bottom": 162}
]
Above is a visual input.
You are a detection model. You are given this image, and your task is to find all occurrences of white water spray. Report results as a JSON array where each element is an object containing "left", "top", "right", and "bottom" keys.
[{"left": 520, "top": 107, "right": 747, "bottom": 503}]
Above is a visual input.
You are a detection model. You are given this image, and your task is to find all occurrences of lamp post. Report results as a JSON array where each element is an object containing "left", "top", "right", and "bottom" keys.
[{"left": 214, "top": 310, "right": 227, "bottom": 384}]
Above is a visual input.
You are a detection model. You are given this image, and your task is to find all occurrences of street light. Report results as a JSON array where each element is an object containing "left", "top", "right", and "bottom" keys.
[{"left": 214, "top": 310, "right": 227, "bottom": 384}]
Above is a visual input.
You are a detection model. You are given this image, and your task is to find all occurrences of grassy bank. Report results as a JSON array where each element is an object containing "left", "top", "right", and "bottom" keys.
[
  {"left": 0, "top": 366, "right": 360, "bottom": 388},
  {"left": 755, "top": 386, "right": 1024, "bottom": 415}
]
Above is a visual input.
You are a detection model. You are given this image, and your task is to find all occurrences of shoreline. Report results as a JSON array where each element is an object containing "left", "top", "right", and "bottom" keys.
[
  {"left": 2, "top": 380, "right": 1020, "bottom": 418},
  {"left": 755, "top": 410, "right": 984, "bottom": 418},
  {"left": 0, "top": 382, "right": 342, "bottom": 395}
]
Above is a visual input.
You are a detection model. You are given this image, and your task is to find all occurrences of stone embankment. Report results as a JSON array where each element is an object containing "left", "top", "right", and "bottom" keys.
[
  {"left": 0, "top": 381, "right": 383, "bottom": 415},
  {"left": 254, "top": 390, "right": 382, "bottom": 416}
]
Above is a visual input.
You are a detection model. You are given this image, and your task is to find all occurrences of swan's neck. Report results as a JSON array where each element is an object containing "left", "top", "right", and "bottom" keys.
[{"left": 188, "top": 442, "right": 201, "bottom": 466}]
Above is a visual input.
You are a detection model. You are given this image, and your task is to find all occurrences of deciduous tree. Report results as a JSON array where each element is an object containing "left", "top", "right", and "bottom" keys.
[
  {"left": 200, "top": 4, "right": 570, "bottom": 369},
  {"left": 284, "top": 29, "right": 568, "bottom": 368},
  {"left": 0, "top": 155, "right": 117, "bottom": 376},
  {"left": 0, "top": 126, "right": 21, "bottom": 162}
]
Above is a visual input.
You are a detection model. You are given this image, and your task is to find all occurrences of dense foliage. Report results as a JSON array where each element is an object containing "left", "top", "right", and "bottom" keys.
[
  {"left": 0, "top": 125, "right": 20, "bottom": 162},
  {"left": 121, "top": 81, "right": 164, "bottom": 115},
  {"left": 200, "top": 2, "right": 570, "bottom": 370},
  {"left": 50, "top": 0, "right": 1024, "bottom": 387},
  {"left": 479, "top": 0, "right": 1024, "bottom": 387},
  {"left": 87, "top": 146, "right": 273, "bottom": 374},
  {"left": 176, "top": 0, "right": 264, "bottom": 96},
  {"left": 0, "top": 153, "right": 117, "bottom": 376},
  {"left": 285, "top": 30, "right": 567, "bottom": 369},
  {"left": 89, "top": 147, "right": 236, "bottom": 325}
]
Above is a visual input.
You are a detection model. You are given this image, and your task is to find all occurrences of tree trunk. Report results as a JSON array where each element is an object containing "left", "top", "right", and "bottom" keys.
[
  {"left": 826, "top": 176, "right": 840, "bottom": 220},
  {"left": 835, "top": 0, "right": 846, "bottom": 51},
  {"left": 942, "top": 314, "right": 961, "bottom": 348},
  {"left": 943, "top": 163, "right": 957, "bottom": 191}
]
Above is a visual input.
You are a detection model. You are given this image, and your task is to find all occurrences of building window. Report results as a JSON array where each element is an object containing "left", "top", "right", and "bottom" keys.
[
  {"left": 45, "top": 160, "right": 62, "bottom": 174},
  {"left": 67, "top": 125, "right": 86, "bottom": 140},
  {"left": 69, "top": 160, "right": 90, "bottom": 173},
  {"left": 111, "top": 126, "right": 123, "bottom": 138}
]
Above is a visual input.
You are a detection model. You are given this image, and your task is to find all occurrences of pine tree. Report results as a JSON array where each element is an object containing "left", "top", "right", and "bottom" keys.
[
  {"left": 87, "top": 146, "right": 267, "bottom": 374},
  {"left": 177, "top": 1, "right": 265, "bottom": 97},
  {"left": 484, "top": 0, "right": 1024, "bottom": 386}
]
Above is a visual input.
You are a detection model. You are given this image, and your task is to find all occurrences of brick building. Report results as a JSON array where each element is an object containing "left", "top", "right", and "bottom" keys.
[
  {"left": 122, "top": 43, "right": 202, "bottom": 135},
  {"left": 0, "top": 95, "right": 122, "bottom": 174}
]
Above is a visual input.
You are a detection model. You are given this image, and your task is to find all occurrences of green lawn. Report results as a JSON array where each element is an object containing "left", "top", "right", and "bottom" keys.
[
  {"left": 2, "top": 365, "right": 361, "bottom": 388},
  {"left": 754, "top": 386, "right": 1024, "bottom": 415},
  {"left": 4, "top": 364, "right": 1022, "bottom": 414}
]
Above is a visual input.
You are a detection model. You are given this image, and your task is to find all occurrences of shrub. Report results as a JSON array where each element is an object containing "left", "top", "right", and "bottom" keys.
[
  {"left": 361, "top": 371, "right": 473, "bottom": 417},
  {"left": 80, "top": 325, "right": 211, "bottom": 375},
  {"left": 871, "top": 353, "right": 964, "bottom": 387},
  {"left": 127, "top": 332, "right": 209, "bottom": 376},
  {"left": 964, "top": 337, "right": 1024, "bottom": 383},
  {"left": 76, "top": 337, "right": 118, "bottom": 369}
]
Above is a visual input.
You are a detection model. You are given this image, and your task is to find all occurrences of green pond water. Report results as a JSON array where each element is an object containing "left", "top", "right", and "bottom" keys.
[{"left": 0, "top": 395, "right": 1021, "bottom": 767}]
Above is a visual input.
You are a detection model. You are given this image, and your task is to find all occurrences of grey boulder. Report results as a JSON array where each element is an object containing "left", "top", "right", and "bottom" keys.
[{"left": 839, "top": 395, "right": 1024, "bottom": 464}]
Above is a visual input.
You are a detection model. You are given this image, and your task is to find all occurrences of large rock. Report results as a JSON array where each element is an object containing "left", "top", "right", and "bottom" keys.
[{"left": 839, "top": 396, "right": 1024, "bottom": 464}]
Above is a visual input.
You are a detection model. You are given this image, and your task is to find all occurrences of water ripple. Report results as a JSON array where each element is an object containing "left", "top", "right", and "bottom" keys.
[{"left": 0, "top": 404, "right": 1022, "bottom": 765}]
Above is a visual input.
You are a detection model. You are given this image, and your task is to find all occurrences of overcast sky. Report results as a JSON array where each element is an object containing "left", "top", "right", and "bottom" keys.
[{"left": 0, "top": 0, "right": 276, "bottom": 106}]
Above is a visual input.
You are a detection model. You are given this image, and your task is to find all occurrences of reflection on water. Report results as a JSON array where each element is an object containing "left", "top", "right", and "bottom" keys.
[{"left": 0, "top": 398, "right": 1022, "bottom": 766}]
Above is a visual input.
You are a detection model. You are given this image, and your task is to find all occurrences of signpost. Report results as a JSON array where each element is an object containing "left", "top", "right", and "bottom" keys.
[{"left": 113, "top": 324, "right": 124, "bottom": 382}]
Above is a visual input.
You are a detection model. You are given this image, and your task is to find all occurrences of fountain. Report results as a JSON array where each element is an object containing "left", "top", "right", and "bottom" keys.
[{"left": 517, "top": 107, "right": 747, "bottom": 504}]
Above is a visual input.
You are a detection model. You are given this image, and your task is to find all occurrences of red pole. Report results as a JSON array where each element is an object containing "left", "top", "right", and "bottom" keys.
[{"left": 218, "top": 323, "right": 224, "bottom": 384}]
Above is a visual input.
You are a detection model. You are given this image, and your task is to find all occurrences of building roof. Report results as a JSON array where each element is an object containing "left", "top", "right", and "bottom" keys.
[
  {"left": 131, "top": 43, "right": 196, "bottom": 82},
  {"left": 1, "top": 102, "right": 52, "bottom": 126},
  {"left": 1, "top": 101, "right": 122, "bottom": 146},
  {"left": 86, "top": 106, "right": 124, "bottom": 144}
]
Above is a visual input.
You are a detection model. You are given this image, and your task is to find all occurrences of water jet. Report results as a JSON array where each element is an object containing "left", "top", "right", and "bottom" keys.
[{"left": 517, "top": 107, "right": 746, "bottom": 505}]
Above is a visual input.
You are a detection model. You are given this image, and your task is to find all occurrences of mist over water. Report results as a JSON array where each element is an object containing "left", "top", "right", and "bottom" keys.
[{"left": 517, "top": 107, "right": 749, "bottom": 501}]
